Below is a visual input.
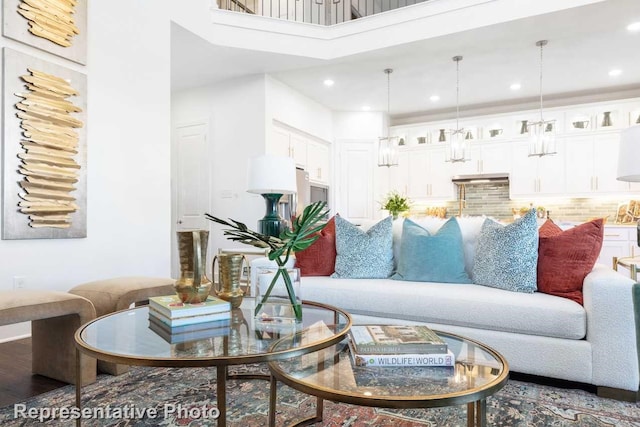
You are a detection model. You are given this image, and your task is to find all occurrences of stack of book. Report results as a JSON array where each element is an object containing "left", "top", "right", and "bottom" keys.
[
  {"left": 347, "top": 325, "right": 455, "bottom": 367},
  {"left": 148, "top": 295, "right": 232, "bottom": 344}
]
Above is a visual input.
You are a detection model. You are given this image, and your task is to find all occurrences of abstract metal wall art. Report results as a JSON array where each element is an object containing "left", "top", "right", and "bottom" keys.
[
  {"left": 3, "top": 0, "right": 87, "bottom": 64},
  {"left": 3, "top": 48, "right": 87, "bottom": 239}
]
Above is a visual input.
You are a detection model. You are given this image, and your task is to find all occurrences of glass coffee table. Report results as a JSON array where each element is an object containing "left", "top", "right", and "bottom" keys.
[
  {"left": 74, "top": 298, "right": 351, "bottom": 426},
  {"left": 268, "top": 330, "right": 509, "bottom": 427}
]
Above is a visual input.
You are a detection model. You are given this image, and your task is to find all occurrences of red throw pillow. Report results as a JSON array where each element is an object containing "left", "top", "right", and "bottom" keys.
[
  {"left": 295, "top": 216, "right": 336, "bottom": 276},
  {"left": 538, "top": 219, "right": 563, "bottom": 238},
  {"left": 537, "top": 219, "right": 604, "bottom": 305}
]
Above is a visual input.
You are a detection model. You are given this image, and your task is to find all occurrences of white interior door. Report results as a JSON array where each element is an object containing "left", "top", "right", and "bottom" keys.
[{"left": 176, "top": 123, "right": 210, "bottom": 231}]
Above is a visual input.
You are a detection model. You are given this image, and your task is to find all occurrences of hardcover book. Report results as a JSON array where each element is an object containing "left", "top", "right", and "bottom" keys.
[
  {"left": 148, "top": 315, "right": 231, "bottom": 334},
  {"left": 148, "top": 319, "right": 230, "bottom": 344},
  {"left": 149, "top": 295, "right": 231, "bottom": 319},
  {"left": 149, "top": 307, "right": 231, "bottom": 327},
  {"left": 348, "top": 338, "right": 455, "bottom": 367},
  {"left": 348, "top": 325, "right": 447, "bottom": 355}
]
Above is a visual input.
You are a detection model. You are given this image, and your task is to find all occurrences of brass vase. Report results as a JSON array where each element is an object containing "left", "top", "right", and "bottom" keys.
[
  {"left": 175, "top": 230, "right": 212, "bottom": 304},
  {"left": 212, "top": 253, "right": 248, "bottom": 308}
]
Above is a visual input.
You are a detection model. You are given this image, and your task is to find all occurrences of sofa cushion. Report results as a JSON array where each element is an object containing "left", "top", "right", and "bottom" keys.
[
  {"left": 473, "top": 209, "right": 539, "bottom": 293},
  {"left": 332, "top": 216, "right": 394, "bottom": 279},
  {"left": 301, "top": 277, "right": 586, "bottom": 340},
  {"left": 537, "top": 218, "right": 604, "bottom": 305},
  {"left": 294, "top": 216, "right": 336, "bottom": 276},
  {"left": 392, "top": 217, "right": 471, "bottom": 283}
]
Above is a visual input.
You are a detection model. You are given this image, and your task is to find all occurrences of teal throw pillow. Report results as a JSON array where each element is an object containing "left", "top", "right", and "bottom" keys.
[
  {"left": 472, "top": 209, "right": 539, "bottom": 293},
  {"left": 392, "top": 217, "right": 472, "bottom": 284},
  {"left": 331, "top": 216, "right": 393, "bottom": 279}
]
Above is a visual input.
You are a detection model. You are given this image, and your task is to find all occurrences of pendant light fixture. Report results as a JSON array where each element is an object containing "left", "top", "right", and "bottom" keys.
[
  {"left": 527, "top": 40, "right": 556, "bottom": 157},
  {"left": 445, "top": 56, "right": 470, "bottom": 163},
  {"left": 378, "top": 68, "right": 399, "bottom": 167}
]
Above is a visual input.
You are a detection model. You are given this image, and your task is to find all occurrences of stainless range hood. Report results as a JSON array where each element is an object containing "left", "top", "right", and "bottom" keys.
[{"left": 451, "top": 173, "right": 509, "bottom": 184}]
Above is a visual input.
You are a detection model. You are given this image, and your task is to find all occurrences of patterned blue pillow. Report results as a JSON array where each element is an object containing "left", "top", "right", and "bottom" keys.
[
  {"left": 331, "top": 216, "right": 394, "bottom": 279},
  {"left": 472, "top": 209, "right": 539, "bottom": 293},
  {"left": 392, "top": 217, "right": 472, "bottom": 283}
]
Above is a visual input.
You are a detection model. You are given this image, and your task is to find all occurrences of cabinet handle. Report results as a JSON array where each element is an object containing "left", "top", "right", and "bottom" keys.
[
  {"left": 481, "top": 160, "right": 484, "bottom": 173},
  {"left": 595, "top": 176, "right": 598, "bottom": 191},
  {"left": 605, "top": 234, "right": 621, "bottom": 237},
  {"left": 292, "top": 147, "right": 295, "bottom": 158},
  {"left": 318, "top": 168, "right": 321, "bottom": 179}
]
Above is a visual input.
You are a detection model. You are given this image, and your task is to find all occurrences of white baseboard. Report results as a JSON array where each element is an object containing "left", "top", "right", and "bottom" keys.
[{"left": 0, "top": 333, "right": 31, "bottom": 343}]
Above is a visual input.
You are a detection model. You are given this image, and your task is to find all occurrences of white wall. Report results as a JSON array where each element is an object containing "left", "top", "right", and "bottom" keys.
[
  {"left": 266, "top": 76, "right": 333, "bottom": 142},
  {"left": 172, "top": 75, "right": 268, "bottom": 267},
  {"left": 0, "top": 0, "right": 172, "bottom": 341},
  {"left": 333, "top": 111, "right": 385, "bottom": 140}
]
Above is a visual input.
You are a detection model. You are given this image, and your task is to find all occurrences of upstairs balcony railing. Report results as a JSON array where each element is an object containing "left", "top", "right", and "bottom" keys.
[{"left": 217, "top": 0, "right": 431, "bottom": 25}]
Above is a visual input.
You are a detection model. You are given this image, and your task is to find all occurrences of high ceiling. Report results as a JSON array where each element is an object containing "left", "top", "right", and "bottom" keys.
[{"left": 171, "top": 0, "right": 640, "bottom": 119}]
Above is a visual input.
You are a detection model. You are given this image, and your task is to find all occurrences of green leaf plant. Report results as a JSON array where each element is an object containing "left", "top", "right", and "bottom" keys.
[
  {"left": 381, "top": 191, "right": 411, "bottom": 218},
  {"left": 205, "top": 201, "right": 329, "bottom": 321}
]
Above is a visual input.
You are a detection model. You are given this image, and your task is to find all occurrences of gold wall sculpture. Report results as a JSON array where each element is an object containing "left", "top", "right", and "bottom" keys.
[
  {"left": 3, "top": 0, "right": 87, "bottom": 64},
  {"left": 17, "top": 0, "right": 80, "bottom": 47},
  {"left": 3, "top": 48, "right": 87, "bottom": 240},
  {"left": 15, "top": 67, "right": 83, "bottom": 229}
]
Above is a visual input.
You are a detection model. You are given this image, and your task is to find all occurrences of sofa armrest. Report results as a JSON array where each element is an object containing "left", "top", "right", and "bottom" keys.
[{"left": 583, "top": 263, "right": 639, "bottom": 391}]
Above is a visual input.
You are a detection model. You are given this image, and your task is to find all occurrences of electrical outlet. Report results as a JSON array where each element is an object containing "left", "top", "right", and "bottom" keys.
[{"left": 13, "top": 276, "right": 26, "bottom": 290}]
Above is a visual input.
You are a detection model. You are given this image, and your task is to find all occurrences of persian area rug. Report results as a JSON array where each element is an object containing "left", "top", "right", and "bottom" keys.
[{"left": 1, "top": 364, "right": 639, "bottom": 426}]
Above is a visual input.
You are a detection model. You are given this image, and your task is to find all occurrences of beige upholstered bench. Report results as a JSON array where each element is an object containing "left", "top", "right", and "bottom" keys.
[
  {"left": 69, "top": 276, "right": 175, "bottom": 375},
  {"left": 0, "top": 290, "right": 97, "bottom": 385}
]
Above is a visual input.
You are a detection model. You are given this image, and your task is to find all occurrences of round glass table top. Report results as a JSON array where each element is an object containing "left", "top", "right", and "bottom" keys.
[
  {"left": 269, "top": 331, "right": 509, "bottom": 408},
  {"left": 75, "top": 298, "right": 351, "bottom": 367}
]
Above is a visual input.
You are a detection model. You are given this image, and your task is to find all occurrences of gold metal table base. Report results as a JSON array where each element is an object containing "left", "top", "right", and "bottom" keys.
[
  {"left": 268, "top": 376, "right": 489, "bottom": 427},
  {"left": 613, "top": 256, "right": 640, "bottom": 281}
]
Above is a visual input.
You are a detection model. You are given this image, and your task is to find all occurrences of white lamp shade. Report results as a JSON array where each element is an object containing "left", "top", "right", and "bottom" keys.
[
  {"left": 617, "top": 125, "right": 640, "bottom": 182},
  {"left": 247, "top": 155, "right": 297, "bottom": 194}
]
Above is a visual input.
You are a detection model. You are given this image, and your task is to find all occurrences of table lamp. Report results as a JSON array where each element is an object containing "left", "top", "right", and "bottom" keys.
[
  {"left": 247, "top": 154, "right": 297, "bottom": 237},
  {"left": 616, "top": 125, "right": 640, "bottom": 245}
]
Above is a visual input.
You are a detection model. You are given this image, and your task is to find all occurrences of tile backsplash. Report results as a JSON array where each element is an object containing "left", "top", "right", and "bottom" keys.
[{"left": 413, "top": 182, "right": 621, "bottom": 223}]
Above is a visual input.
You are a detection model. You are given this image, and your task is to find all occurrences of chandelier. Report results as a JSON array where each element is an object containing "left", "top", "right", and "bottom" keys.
[
  {"left": 527, "top": 40, "right": 556, "bottom": 157},
  {"left": 445, "top": 56, "right": 470, "bottom": 163},
  {"left": 378, "top": 68, "right": 399, "bottom": 167}
]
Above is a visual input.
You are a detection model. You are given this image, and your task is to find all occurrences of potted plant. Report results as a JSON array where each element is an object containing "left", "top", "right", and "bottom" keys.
[
  {"left": 205, "top": 201, "right": 328, "bottom": 322},
  {"left": 381, "top": 191, "right": 411, "bottom": 219}
]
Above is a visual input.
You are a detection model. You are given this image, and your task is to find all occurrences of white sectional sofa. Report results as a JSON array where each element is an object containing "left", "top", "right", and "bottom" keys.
[{"left": 252, "top": 217, "right": 639, "bottom": 398}]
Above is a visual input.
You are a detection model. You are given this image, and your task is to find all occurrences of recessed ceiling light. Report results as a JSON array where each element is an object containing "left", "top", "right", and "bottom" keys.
[
  {"left": 510, "top": 83, "right": 521, "bottom": 91},
  {"left": 323, "top": 79, "right": 334, "bottom": 87},
  {"left": 627, "top": 22, "right": 640, "bottom": 32},
  {"left": 429, "top": 95, "right": 440, "bottom": 102},
  {"left": 362, "top": 105, "right": 371, "bottom": 111},
  {"left": 609, "top": 69, "right": 623, "bottom": 77}
]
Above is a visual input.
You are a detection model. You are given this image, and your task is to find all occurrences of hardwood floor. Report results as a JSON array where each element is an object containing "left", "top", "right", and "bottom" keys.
[{"left": 0, "top": 338, "right": 66, "bottom": 407}]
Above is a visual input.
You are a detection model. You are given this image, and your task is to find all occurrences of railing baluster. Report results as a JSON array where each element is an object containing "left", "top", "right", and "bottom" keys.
[{"left": 219, "top": 0, "right": 432, "bottom": 22}]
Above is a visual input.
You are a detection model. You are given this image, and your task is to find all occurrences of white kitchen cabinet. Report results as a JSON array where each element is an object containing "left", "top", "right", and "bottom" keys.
[
  {"left": 270, "top": 124, "right": 331, "bottom": 183},
  {"left": 388, "top": 148, "right": 453, "bottom": 200},
  {"left": 307, "top": 140, "right": 330, "bottom": 184},
  {"left": 597, "top": 226, "right": 640, "bottom": 273},
  {"left": 450, "top": 142, "right": 511, "bottom": 176},
  {"left": 270, "top": 125, "right": 307, "bottom": 167},
  {"left": 388, "top": 151, "right": 409, "bottom": 195},
  {"left": 510, "top": 142, "right": 565, "bottom": 197},
  {"left": 270, "top": 126, "right": 293, "bottom": 158},
  {"left": 565, "top": 134, "right": 629, "bottom": 195},
  {"left": 289, "top": 133, "right": 308, "bottom": 167}
]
